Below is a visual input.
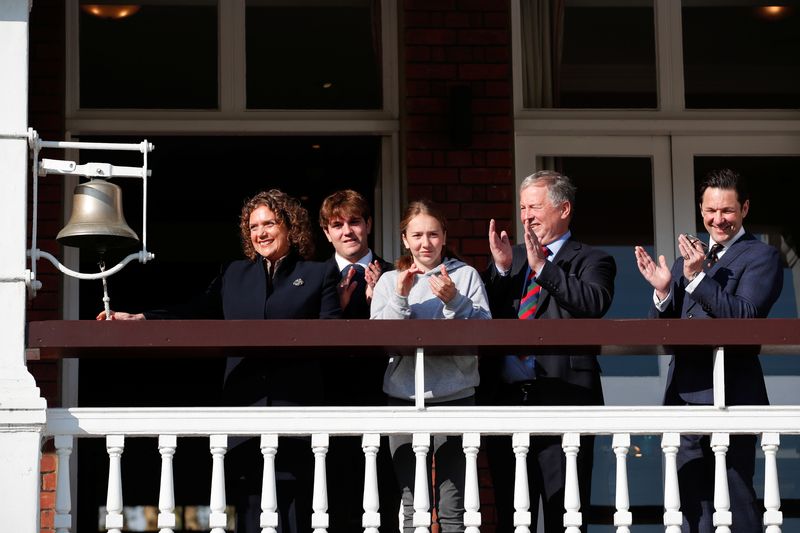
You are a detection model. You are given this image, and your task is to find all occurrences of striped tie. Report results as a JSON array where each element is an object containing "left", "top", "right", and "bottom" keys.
[{"left": 518, "top": 246, "right": 551, "bottom": 320}]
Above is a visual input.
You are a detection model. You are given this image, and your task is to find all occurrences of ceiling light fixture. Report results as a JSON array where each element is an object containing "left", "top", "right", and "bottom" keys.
[{"left": 81, "top": 4, "right": 141, "bottom": 20}]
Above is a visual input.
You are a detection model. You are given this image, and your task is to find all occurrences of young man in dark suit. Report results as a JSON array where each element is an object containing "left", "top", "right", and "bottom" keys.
[
  {"left": 318, "top": 189, "right": 398, "bottom": 533},
  {"left": 482, "top": 171, "right": 616, "bottom": 532},
  {"left": 635, "top": 169, "right": 783, "bottom": 533}
]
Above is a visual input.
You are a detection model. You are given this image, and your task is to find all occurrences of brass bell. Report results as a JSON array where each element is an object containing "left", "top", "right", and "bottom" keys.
[{"left": 57, "top": 179, "right": 139, "bottom": 252}]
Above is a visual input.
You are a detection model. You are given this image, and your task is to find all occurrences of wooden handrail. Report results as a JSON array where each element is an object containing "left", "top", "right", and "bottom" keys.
[{"left": 25, "top": 319, "right": 800, "bottom": 360}]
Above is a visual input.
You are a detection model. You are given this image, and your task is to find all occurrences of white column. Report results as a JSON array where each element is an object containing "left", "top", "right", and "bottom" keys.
[
  {"left": 761, "top": 433, "right": 783, "bottom": 533},
  {"left": 157, "top": 435, "right": 177, "bottom": 533},
  {"left": 712, "top": 347, "right": 726, "bottom": 408},
  {"left": 711, "top": 433, "right": 732, "bottom": 533},
  {"left": 0, "top": 3, "right": 48, "bottom": 533},
  {"left": 209, "top": 435, "right": 228, "bottom": 533},
  {"left": 105, "top": 435, "right": 125, "bottom": 533},
  {"left": 412, "top": 433, "right": 431, "bottom": 533},
  {"left": 311, "top": 434, "right": 330, "bottom": 533},
  {"left": 562, "top": 433, "right": 582, "bottom": 533},
  {"left": 261, "top": 434, "right": 279, "bottom": 533},
  {"left": 611, "top": 434, "right": 632, "bottom": 533},
  {"left": 511, "top": 433, "right": 531, "bottom": 533},
  {"left": 662, "top": 433, "right": 682, "bottom": 533},
  {"left": 361, "top": 434, "right": 381, "bottom": 533},
  {"left": 463, "top": 433, "right": 481, "bottom": 533},
  {"left": 54, "top": 436, "right": 74, "bottom": 533}
]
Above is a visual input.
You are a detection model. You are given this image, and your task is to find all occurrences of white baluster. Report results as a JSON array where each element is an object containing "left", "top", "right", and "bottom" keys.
[
  {"left": 312, "top": 434, "right": 330, "bottom": 533},
  {"left": 711, "top": 433, "right": 732, "bottom": 533},
  {"left": 105, "top": 435, "right": 125, "bottom": 533},
  {"left": 463, "top": 433, "right": 481, "bottom": 533},
  {"left": 762, "top": 433, "right": 783, "bottom": 533},
  {"left": 562, "top": 433, "right": 582, "bottom": 533},
  {"left": 361, "top": 434, "right": 381, "bottom": 533},
  {"left": 412, "top": 433, "right": 431, "bottom": 533},
  {"left": 511, "top": 433, "right": 531, "bottom": 533},
  {"left": 662, "top": 433, "right": 682, "bottom": 533},
  {"left": 157, "top": 435, "right": 177, "bottom": 533},
  {"left": 261, "top": 435, "right": 280, "bottom": 533},
  {"left": 54, "top": 435, "right": 73, "bottom": 533},
  {"left": 612, "top": 434, "right": 631, "bottom": 533},
  {"left": 209, "top": 435, "right": 228, "bottom": 533}
]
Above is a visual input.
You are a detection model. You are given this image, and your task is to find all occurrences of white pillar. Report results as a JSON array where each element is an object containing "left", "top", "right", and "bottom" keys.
[
  {"left": 662, "top": 433, "right": 682, "bottom": 533},
  {"left": 761, "top": 433, "right": 783, "bottom": 533},
  {"left": 361, "top": 434, "right": 381, "bottom": 533},
  {"left": 55, "top": 436, "right": 74, "bottom": 533},
  {"left": 0, "top": 3, "right": 48, "bottom": 533},
  {"left": 611, "top": 434, "right": 631, "bottom": 533},
  {"left": 562, "top": 433, "right": 582, "bottom": 533},
  {"left": 209, "top": 435, "right": 228, "bottom": 533},
  {"left": 261, "top": 434, "right": 279, "bottom": 533},
  {"left": 105, "top": 435, "right": 125, "bottom": 533},
  {"left": 711, "top": 433, "right": 732, "bottom": 533},
  {"left": 311, "top": 434, "right": 330, "bottom": 533},
  {"left": 511, "top": 433, "right": 531, "bottom": 533},
  {"left": 412, "top": 433, "right": 431, "bottom": 533},
  {"left": 462, "top": 433, "right": 481, "bottom": 533},
  {"left": 157, "top": 435, "right": 177, "bottom": 533}
]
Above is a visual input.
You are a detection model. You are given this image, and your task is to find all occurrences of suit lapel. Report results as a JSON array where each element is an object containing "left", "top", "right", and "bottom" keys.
[
  {"left": 534, "top": 239, "right": 581, "bottom": 318},
  {"left": 706, "top": 233, "right": 753, "bottom": 276}
]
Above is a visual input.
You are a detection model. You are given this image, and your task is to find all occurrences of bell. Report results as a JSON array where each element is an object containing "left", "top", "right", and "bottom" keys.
[{"left": 57, "top": 179, "right": 140, "bottom": 252}]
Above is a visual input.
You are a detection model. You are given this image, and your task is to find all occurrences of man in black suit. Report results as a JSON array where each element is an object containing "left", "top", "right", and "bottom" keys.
[
  {"left": 635, "top": 169, "right": 783, "bottom": 533},
  {"left": 318, "top": 189, "right": 398, "bottom": 533},
  {"left": 482, "top": 171, "right": 616, "bottom": 532}
]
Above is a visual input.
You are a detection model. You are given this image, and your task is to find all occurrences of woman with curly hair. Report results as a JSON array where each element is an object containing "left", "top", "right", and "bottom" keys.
[{"left": 97, "top": 189, "right": 341, "bottom": 533}]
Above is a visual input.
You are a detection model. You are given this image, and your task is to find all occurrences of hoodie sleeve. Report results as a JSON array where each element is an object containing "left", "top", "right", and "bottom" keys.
[
  {"left": 370, "top": 272, "right": 411, "bottom": 319},
  {"left": 443, "top": 266, "right": 492, "bottom": 320}
]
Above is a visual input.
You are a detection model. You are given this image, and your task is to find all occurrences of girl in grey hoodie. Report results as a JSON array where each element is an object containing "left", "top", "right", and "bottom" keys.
[{"left": 370, "top": 199, "right": 490, "bottom": 533}]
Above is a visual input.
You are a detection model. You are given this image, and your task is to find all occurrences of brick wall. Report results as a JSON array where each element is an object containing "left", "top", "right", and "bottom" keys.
[
  {"left": 402, "top": 2, "right": 515, "bottom": 531},
  {"left": 29, "top": 2, "right": 66, "bottom": 532},
  {"left": 403, "top": 0, "right": 515, "bottom": 271}
]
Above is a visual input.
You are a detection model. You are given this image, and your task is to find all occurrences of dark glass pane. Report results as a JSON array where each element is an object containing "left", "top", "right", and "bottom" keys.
[
  {"left": 79, "top": 1, "right": 218, "bottom": 109},
  {"left": 523, "top": 0, "right": 657, "bottom": 109},
  {"left": 693, "top": 156, "right": 800, "bottom": 377},
  {"left": 682, "top": 2, "right": 800, "bottom": 109},
  {"left": 554, "top": 157, "right": 658, "bottom": 376},
  {"left": 246, "top": 0, "right": 381, "bottom": 109}
]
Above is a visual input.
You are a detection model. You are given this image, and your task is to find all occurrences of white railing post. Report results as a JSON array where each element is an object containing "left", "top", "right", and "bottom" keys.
[
  {"left": 311, "top": 434, "right": 330, "bottom": 533},
  {"left": 512, "top": 433, "right": 531, "bottom": 533},
  {"left": 361, "top": 434, "right": 381, "bottom": 533},
  {"left": 611, "top": 434, "right": 632, "bottom": 533},
  {"left": 209, "top": 435, "right": 228, "bottom": 533},
  {"left": 414, "top": 347, "right": 426, "bottom": 411},
  {"left": 762, "top": 433, "right": 783, "bottom": 533},
  {"left": 463, "top": 433, "right": 481, "bottom": 533},
  {"left": 412, "top": 432, "right": 431, "bottom": 533},
  {"left": 662, "top": 432, "right": 682, "bottom": 533},
  {"left": 105, "top": 435, "right": 125, "bottom": 533},
  {"left": 54, "top": 436, "right": 74, "bottom": 533},
  {"left": 712, "top": 346, "right": 726, "bottom": 408},
  {"left": 711, "top": 433, "right": 731, "bottom": 533},
  {"left": 562, "top": 432, "right": 582, "bottom": 533},
  {"left": 261, "top": 434, "right": 280, "bottom": 533},
  {"left": 157, "top": 435, "right": 177, "bottom": 533}
]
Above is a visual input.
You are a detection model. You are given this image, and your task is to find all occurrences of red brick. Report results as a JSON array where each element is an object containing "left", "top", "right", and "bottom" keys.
[
  {"left": 42, "top": 472, "right": 57, "bottom": 491},
  {"left": 40, "top": 492, "right": 56, "bottom": 509},
  {"left": 459, "top": 237, "right": 491, "bottom": 255},
  {"left": 446, "top": 219, "right": 473, "bottom": 237},
  {"left": 444, "top": 12, "right": 471, "bottom": 28},
  {"left": 445, "top": 151, "right": 473, "bottom": 167},
  {"left": 473, "top": 187, "right": 487, "bottom": 201},
  {"left": 446, "top": 185, "right": 474, "bottom": 202},
  {"left": 40, "top": 509, "right": 54, "bottom": 529},
  {"left": 432, "top": 151, "right": 446, "bottom": 166},
  {"left": 485, "top": 81, "right": 511, "bottom": 98},
  {"left": 457, "top": 29, "right": 509, "bottom": 45},
  {"left": 406, "top": 133, "right": 450, "bottom": 150},
  {"left": 407, "top": 150, "right": 433, "bottom": 167},
  {"left": 407, "top": 168, "right": 459, "bottom": 184},
  {"left": 457, "top": 0, "right": 508, "bottom": 11},
  {"left": 472, "top": 98, "right": 512, "bottom": 114},
  {"left": 485, "top": 116, "right": 512, "bottom": 131},
  {"left": 406, "top": 115, "right": 446, "bottom": 132},
  {"left": 405, "top": 0, "right": 456, "bottom": 9},
  {"left": 404, "top": 11, "right": 431, "bottom": 27},
  {"left": 40, "top": 453, "right": 57, "bottom": 473},
  {"left": 484, "top": 46, "right": 511, "bottom": 63},
  {"left": 461, "top": 202, "right": 510, "bottom": 219},
  {"left": 407, "top": 97, "right": 447, "bottom": 113},
  {"left": 438, "top": 202, "right": 461, "bottom": 219},
  {"left": 406, "top": 80, "right": 431, "bottom": 97},
  {"left": 472, "top": 116, "right": 487, "bottom": 133},
  {"left": 462, "top": 167, "right": 512, "bottom": 183},
  {"left": 472, "top": 151, "right": 487, "bottom": 167},
  {"left": 406, "top": 46, "right": 432, "bottom": 62},
  {"left": 444, "top": 46, "right": 474, "bottom": 63},
  {"left": 484, "top": 11, "right": 510, "bottom": 28},
  {"left": 406, "top": 64, "right": 458, "bottom": 80},
  {"left": 432, "top": 186, "right": 448, "bottom": 202},
  {"left": 430, "top": 46, "right": 447, "bottom": 62},
  {"left": 459, "top": 63, "right": 509, "bottom": 80},
  {"left": 406, "top": 29, "right": 457, "bottom": 46},
  {"left": 407, "top": 185, "right": 433, "bottom": 200},
  {"left": 486, "top": 151, "right": 512, "bottom": 167},
  {"left": 487, "top": 185, "right": 513, "bottom": 201}
]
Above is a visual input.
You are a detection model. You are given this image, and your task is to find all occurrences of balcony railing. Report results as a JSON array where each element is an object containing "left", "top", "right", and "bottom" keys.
[{"left": 27, "top": 319, "right": 800, "bottom": 533}]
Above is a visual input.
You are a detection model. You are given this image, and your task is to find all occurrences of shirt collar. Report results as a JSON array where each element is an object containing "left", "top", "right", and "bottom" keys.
[
  {"left": 543, "top": 230, "right": 571, "bottom": 260},
  {"left": 263, "top": 253, "right": 289, "bottom": 278},
  {"left": 710, "top": 226, "right": 745, "bottom": 257},
  {"left": 334, "top": 249, "right": 373, "bottom": 272}
]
